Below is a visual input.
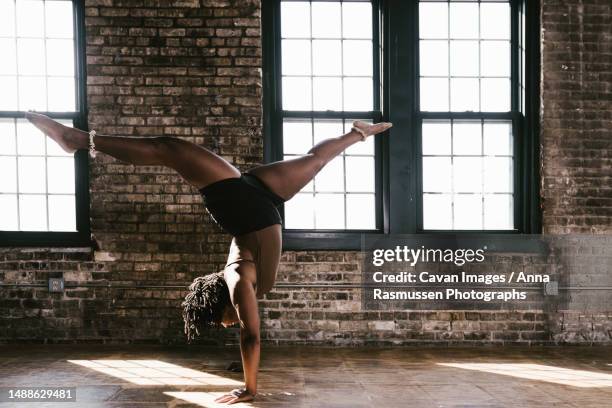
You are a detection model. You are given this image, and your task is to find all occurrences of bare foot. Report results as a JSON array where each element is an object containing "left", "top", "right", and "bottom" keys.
[
  {"left": 25, "top": 112, "right": 87, "bottom": 154},
  {"left": 352, "top": 120, "right": 393, "bottom": 138}
]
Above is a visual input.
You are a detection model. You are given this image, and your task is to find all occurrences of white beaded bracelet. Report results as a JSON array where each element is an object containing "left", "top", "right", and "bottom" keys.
[{"left": 88, "top": 130, "right": 97, "bottom": 158}]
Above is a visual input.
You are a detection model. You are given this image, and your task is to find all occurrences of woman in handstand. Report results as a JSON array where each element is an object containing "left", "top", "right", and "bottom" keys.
[{"left": 25, "top": 112, "right": 392, "bottom": 404}]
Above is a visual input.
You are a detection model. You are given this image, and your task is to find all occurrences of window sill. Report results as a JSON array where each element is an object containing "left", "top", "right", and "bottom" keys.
[
  {"left": 283, "top": 230, "right": 371, "bottom": 251},
  {"left": 283, "top": 230, "right": 546, "bottom": 254}
]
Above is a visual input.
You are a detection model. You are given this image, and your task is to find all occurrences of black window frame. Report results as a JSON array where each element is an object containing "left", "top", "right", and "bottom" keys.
[
  {"left": 264, "top": 0, "right": 540, "bottom": 250},
  {"left": 0, "top": 0, "right": 90, "bottom": 247}
]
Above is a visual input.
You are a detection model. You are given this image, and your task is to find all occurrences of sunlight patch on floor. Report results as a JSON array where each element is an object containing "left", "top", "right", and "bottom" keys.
[
  {"left": 164, "top": 392, "right": 254, "bottom": 407},
  {"left": 68, "top": 359, "right": 242, "bottom": 386},
  {"left": 439, "top": 363, "right": 612, "bottom": 388}
]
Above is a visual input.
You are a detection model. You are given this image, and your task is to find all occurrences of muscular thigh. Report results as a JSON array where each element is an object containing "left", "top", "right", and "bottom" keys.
[
  {"left": 246, "top": 155, "right": 321, "bottom": 201},
  {"left": 164, "top": 138, "right": 241, "bottom": 189}
]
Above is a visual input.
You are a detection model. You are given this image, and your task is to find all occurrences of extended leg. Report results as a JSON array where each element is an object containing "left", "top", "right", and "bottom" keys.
[
  {"left": 25, "top": 112, "right": 240, "bottom": 189},
  {"left": 247, "top": 121, "right": 392, "bottom": 200}
]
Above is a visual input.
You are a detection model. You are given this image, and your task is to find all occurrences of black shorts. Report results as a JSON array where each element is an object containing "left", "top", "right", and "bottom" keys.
[{"left": 199, "top": 173, "right": 284, "bottom": 237}]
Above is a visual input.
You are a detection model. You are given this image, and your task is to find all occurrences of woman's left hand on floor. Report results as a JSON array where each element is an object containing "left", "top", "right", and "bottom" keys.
[{"left": 214, "top": 387, "right": 255, "bottom": 404}]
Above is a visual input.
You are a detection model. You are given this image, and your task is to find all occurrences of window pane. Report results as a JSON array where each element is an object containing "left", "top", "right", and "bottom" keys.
[
  {"left": 453, "top": 157, "right": 482, "bottom": 193},
  {"left": 280, "top": 1, "right": 376, "bottom": 231},
  {"left": 453, "top": 121, "right": 481, "bottom": 155},
  {"left": 484, "top": 194, "right": 513, "bottom": 229},
  {"left": 312, "top": 2, "right": 341, "bottom": 38},
  {"left": 453, "top": 194, "right": 482, "bottom": 229},
  {"left": 314, "top": 157, "right": 343, "bottom": 192},
  {"left": 0, "top": 195, "right": 18, "bottom": 230},
  {"left": 0, "top": 77, "right": 18, "bottom": 110},
  {"left": 17, "top": 39, "right": 46, "bottom": 76},
  {"left": 17, "top": 120, "right": 45, "bottom": 155},
  {"left": 313, "top": 120, "right": 343, "bottom": 145},
  {"left": 343, "top": 40, "right": 372, "bottom": 76},
  {"left": 345, "top": 135, "right": 374, "bottom": 155},
  {"left": 450, "top": 41, "right": 478, "bottom": 77},
  {"left": 342, "top": 2, "right": 372, "bottom": 39},
  {"left": 281, "top": 2, "right": 310, "bottom": 38},
  {"left": 483, "top": 122, "right": 512, "bottom": 156},
  {"left": 283, "top": 120, "right": 312, "bottom": 155},
  {"left": 423, "top": 194, "right": 452, "bottom": 229},
  {"left": 1, "top": 0, "right": 80, "bottom": 234},
  {"left": 419, "top": 0, "right": 514, "bottom": 230},
  {"left": 48, "top": 77, "right": 76, "bottom": 112},
  {"left": 449, "top": 3, "right": 478, "bottom": 39},
  {"left": 0, "top": 157, "right": 17, "bottom": 193},
  {"left": 314, "top": 193, "right": 344, "bottom": 229},
  {"left": 343, "top": 77, "right": 372, "bottom": 111},
  {"left": 47, "top": 157, "right": 75, "bottom": 194},
  {"left": 450, "top": 78, "right": 479, "bottom": 111},
  {"left": 481, "top": 41, "right": 510, "bottom": 77},
  {"left": 0, "top": 1, "right": 16, "bottom": 37},
  {"left": 46, "top": 39, "right": 75, "bottom": 76},
  {"left": 420, "top": 78, "right": 449, "bottom": 111},
  {"left": 284, "top": 193, "right": 314, "bottom": 229},
  {"left": 480, "top": 3, "right": 510, "bottom": 40},
  {"left": 346, "top": 194, "right": 375, "bottom": 229},
  {"left": 0, "top": 119, "right": 17, "bottom": 155},
  {"left": 281, "top": 40, "right": 311, "bottom": 76},
  {"left": 45, "top": 0, "right": 74, "bottom": 39},
  {"left": 19, "top": 76, "right": 47, "bottom": 111},
  {"left": 301, "top": 179, "right": 314, "bottom": 193},
  {"left": 18, "top": 157, "right": 46, "bottom": 193},
  {"left": 423, "top": 157, "right": 452, "bottom": 192},
  {"left": 420, "top": 40, "right": 448, "bottom": 76},
  {"left": 484, "top": 157, "right": 512, "bottom": 193},
  {"left": 422, "top": 121, "right": 451, "bottom": 155},
  {"left": 312, "top": 40, "right": 342, "bottom": 76},
  {"left": 419, "top": 3, "right": 448, "bottom": 39},
  {"left": 19, "top": 194, "right": 47, "bottom": 231},
  {"left": 313, "top": 77, "right": 342, "bottom": 111},
  {"left": 420, "top": 1, "right": 511, "bottom": 114},
  {"left": 0, "top": 39, "right": 17, "bottom": 75},
  {"left": 345, "top": 156, "right": 374, "bottom": 192},
  {"left": 48, "top": 195, "right": 76, "bottom": 231},
  {"left": 481, "top": 78, "right": 510, "bottom": 111},
  {"left": 16, "top": 0, "right": 45, "bottom": 38},
  {"left": 282, "top": 77, "right": 312, "bottom": 110}
]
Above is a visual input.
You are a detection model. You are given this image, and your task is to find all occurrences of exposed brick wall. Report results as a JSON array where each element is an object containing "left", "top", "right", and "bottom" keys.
[
  {"left": 1, "top": 0, "right": 262, "bottom": 344},
  {"left": 263, "top": 235, "right": 612, "bottom": 345},
  {"left": 540, "top": 0, "right": 612, "bottom": 233},
  {"left": 0, "top": 0, "right": 611, "bottom": 345}
]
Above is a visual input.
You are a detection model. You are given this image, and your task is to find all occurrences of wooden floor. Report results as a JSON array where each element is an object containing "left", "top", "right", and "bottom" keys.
[{"left": 0, "top": 345, "right": 611, "bottom": 407}]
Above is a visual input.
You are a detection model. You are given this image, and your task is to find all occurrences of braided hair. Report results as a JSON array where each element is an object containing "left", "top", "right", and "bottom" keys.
[{"left": 182, "top": 271, "right": 231, "bottom": 341}]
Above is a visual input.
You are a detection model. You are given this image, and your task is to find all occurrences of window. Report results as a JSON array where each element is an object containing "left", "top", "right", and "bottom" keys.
[
  {"left": 418, "top": 0, "right": 515, "bottom": 231},
  {"left": 262, "top": 0, "right": 540, "bottom": 248},
  {"left": 270, "top": 0, "right": 382, "bottom": 231},
  {"left": 0, "top": 0, "right": 89, "bottom": 246}
]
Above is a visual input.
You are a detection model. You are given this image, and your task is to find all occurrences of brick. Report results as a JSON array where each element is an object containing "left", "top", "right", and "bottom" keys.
[{"left": 1, "top": 0, "right": 609, "bottom": 347}]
